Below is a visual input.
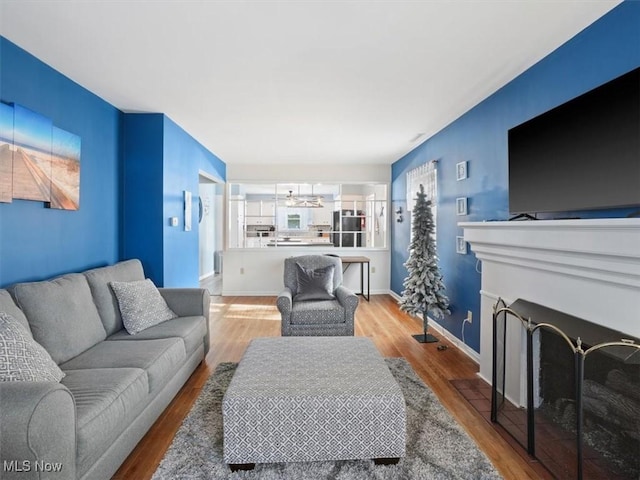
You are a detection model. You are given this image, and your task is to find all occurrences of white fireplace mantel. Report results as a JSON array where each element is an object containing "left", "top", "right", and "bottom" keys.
[{"left": 460, "top": 218, "right": 640, "bottom": 390}]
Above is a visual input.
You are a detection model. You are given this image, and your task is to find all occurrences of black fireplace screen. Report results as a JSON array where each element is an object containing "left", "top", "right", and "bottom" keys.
[
  {"left": 491, "top": 298, "right": 532, "bottom": 453},
  {"left": 581, "top": 344, "right": 639, "bottom": 479},
  {"left": 491, "top": 299, "right": 640, "bottom": 480}
]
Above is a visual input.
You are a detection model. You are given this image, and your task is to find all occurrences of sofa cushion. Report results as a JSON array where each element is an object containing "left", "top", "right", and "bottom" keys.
[
  {"left": 0, "top": 289, "right": 31, "bottom": 334},
  {"left": 110, "top": 279, "right": 177, "bottom": 335},
  {"left": 84, "top": 259, "right": 145, "bottom": 336},
  {"left": 61, "top": 368, "right": 148, "bottom": 477},
  {"left": 60, "top": 338, "right": 185, "bottom": 393},
  {"left": 11, "top": 274, "right": 107, "bottom": 364},
  {"left": 291, "top": 299, "right": 345, "bottom": 325},
  {"left": 107, "top": 316, "right": 207, "bottom": 357},
  {"left": 0, "top": 312, "right": 65, "bottom": 382}
]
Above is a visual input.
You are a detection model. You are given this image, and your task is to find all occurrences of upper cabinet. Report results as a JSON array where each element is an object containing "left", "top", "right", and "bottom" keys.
[
  {"left": 245, "top": 201, "right": 261, "bottom": 217},
  {"left": 311, "top": 206, "right": 333, "bottom": 226},
  {"left": 245, "top": 200, "right": 275, "bottom": 225}
]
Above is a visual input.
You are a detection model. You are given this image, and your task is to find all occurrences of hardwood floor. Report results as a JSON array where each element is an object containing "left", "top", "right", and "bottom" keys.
[{"left": 113, "top": 294, "right": 546, "bottom": 479}]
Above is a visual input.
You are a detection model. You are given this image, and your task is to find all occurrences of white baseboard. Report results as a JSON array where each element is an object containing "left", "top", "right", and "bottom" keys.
[
  {"left": 222, "top": 291, "right": 274, "bottom": 296},
  {"left": 387, "top": 290, "right": 480, "bottom": 365},
  {"left": 476, "top": 371, "right": 492, "bottom": 385},
  {"left": 428, "top": 321, "right": 480, "bottom": 364},
  {"left": 387, "top": 290, "right": 402, "bottom": 302},
  {"left": 199, "top": 271, "right": 215, "bottom": 281}
]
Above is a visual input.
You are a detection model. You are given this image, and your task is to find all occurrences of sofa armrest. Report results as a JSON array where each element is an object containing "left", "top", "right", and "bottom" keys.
[
  {"left": 159, "top": 288, "right": 211, "bottom": 354},
  {"left": 0, "top": 382, "right": 76, "bottom": 479},
  {"left": 158, "top": 288, "right": 210, "bottom": 318}
]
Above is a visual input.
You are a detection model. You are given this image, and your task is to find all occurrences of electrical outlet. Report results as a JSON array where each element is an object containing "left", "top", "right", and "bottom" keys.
[
  {"left": 467, "top": 310, "right": 473, "bottom": 323},
  {"left": 240, "top": 267, "right": 244, "bottom": 275},
  {"left": 371, "top": 266, "right": 376, "bottom": 274}
]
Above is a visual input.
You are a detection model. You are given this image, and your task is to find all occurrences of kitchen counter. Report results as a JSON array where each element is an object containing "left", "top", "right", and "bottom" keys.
[{"left": 267, "top": 238, "right": 333, "bottom": 247}]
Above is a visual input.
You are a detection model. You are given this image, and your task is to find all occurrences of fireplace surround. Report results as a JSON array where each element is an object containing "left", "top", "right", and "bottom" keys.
[{"left": 460, "top": 218, "right": 640, "bottom": 478}]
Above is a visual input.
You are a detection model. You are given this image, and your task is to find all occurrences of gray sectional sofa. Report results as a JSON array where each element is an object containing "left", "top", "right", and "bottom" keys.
[{"left": 0, "top": 259, "right": 210, "bottom": 480}]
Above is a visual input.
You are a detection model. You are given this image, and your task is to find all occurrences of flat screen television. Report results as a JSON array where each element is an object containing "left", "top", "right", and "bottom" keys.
[{"left": 508, "top": 67, "right": 640, "bottom": 217}]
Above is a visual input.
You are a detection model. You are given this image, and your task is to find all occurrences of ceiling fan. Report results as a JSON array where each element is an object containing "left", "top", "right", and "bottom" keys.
[{"left": 283, "top": 187, "right": 324, "bottom": 208}]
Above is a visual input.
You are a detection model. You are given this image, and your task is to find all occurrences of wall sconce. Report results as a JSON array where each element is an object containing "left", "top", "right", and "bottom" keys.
[{"left": 395, "top": 206, "right": 403, "bottom": 223}]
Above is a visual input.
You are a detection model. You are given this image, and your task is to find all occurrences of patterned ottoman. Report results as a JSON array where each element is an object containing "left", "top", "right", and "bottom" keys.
[{"left": 222, "top": 336, "right": 406, "bottom": 470}]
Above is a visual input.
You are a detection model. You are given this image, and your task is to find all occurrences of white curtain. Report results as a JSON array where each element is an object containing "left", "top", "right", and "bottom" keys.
[{"left": 406, "top": 160, "right": 437, "bottom": 211}]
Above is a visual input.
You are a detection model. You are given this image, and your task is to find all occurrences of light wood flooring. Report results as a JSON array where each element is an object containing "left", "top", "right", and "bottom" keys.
[{"left": 113, "top": 294, "right": 546, "bottom": 479}]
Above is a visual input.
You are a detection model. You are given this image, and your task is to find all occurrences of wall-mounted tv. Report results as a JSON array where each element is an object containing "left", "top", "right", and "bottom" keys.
[{"left": 508, "top": 67, "right": 640, "bottom": 217}]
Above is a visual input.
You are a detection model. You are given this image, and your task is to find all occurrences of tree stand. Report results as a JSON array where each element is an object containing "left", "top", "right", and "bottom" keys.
[
  {"left": 413, "top": 332, "right": 439, "bottom": 343},
  {"left": 413, "top": 309, "right": 439, "bottom": 343}
]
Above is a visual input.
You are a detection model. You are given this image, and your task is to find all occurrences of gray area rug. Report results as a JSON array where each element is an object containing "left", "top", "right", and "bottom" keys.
[{"left": 152, "top": 358, "right": 502, "bottom": 479}]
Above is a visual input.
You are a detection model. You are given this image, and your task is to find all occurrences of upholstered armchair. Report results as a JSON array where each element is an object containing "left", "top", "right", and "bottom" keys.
[{"left": 277, "top": 255, "right": 359, "bottom": 336}]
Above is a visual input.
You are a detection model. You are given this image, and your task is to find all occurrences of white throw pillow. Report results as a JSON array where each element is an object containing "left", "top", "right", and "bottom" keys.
[
  {"left": 110, "top": 279, "right": 177, "bottom": 335},
  {"left": 0, "top": 311, "right": 65, "bottom": 382}
]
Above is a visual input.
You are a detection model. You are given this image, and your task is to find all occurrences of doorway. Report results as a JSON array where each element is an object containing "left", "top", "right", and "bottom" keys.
[{"left": 198, "top": 173, "right": 223, "bottom": 296}]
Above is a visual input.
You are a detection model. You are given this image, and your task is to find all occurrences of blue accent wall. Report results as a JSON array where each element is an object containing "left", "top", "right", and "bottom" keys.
[
  {"left": 162, "top": 115, "right": 226, "bottom": 287},
  {"left": 0, "top": 37, "right": 121, "bottom": 286},
  {"left": 121, "top": 114, "right": 165, "bottom": 284},
  {"left": 390, "top": 2, "right": 640, "bottom": 353},
  {"left": 122, "top": 114, "right": 225, "bottom": 287},
  {"left": 1, "top": 38, "right": 226, "bottom": 288}
]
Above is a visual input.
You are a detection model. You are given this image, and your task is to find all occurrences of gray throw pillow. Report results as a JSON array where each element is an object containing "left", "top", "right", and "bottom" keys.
[
  {"left": 110, "top": 279, "right": 178, "bottom": 335},
  {"left": 0, "top": 312, "right": 65, "bottom": 382},
  {"left": 294, "top": 263, "right": 335, "bottom": 302}
]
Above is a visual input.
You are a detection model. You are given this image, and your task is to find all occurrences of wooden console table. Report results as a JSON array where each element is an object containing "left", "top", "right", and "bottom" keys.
[{"left": 339, "top": 256, "right": 370, "bottom": 301}]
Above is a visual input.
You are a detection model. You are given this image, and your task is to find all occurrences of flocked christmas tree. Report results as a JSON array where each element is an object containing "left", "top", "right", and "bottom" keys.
[{"left": 399, "top": 184, "right": 450, "bottom": 343}]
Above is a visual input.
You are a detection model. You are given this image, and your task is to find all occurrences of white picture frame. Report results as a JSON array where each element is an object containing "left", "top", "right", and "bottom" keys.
[
  {"left": 456, "top": 236, "right": 467, "bottom": 254},
  {"left": 456, "top": 161, "right": 467, "bottom": 181},
  {"left": 456, "top": 197, "right": 467, "bottom": 216}
]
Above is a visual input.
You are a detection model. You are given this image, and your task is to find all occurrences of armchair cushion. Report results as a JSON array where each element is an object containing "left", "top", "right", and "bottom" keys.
[
  {"left": 291, "top": 300, "right": 345, "bottom": 325},
  {"left": 294, "top": 263, "right": 335, "bottom": 302}
]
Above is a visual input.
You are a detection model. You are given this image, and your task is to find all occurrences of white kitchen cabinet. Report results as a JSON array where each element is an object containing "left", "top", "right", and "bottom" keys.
[
  {"left": 262, "top": 201, "right": 275, "bottom": 216},
  {"left": 311, "top": 206, "right": 332, "bottom": 226},
  {"left": 245, "top": 200, "right": 276, "bottom": 225},
  {"left": 246, "top": 201, "right": 261, "bottom": 217}
]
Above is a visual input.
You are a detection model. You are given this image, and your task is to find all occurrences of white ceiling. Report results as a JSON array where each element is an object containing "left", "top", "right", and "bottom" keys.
[{"left": 0, "top": 1, "right": 621, "bottom": 166}]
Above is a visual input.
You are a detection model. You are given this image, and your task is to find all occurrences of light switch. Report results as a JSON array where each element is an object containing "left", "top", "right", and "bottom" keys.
[{"left": 170, "top": 217, "right": 178, "bottom": 227}]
